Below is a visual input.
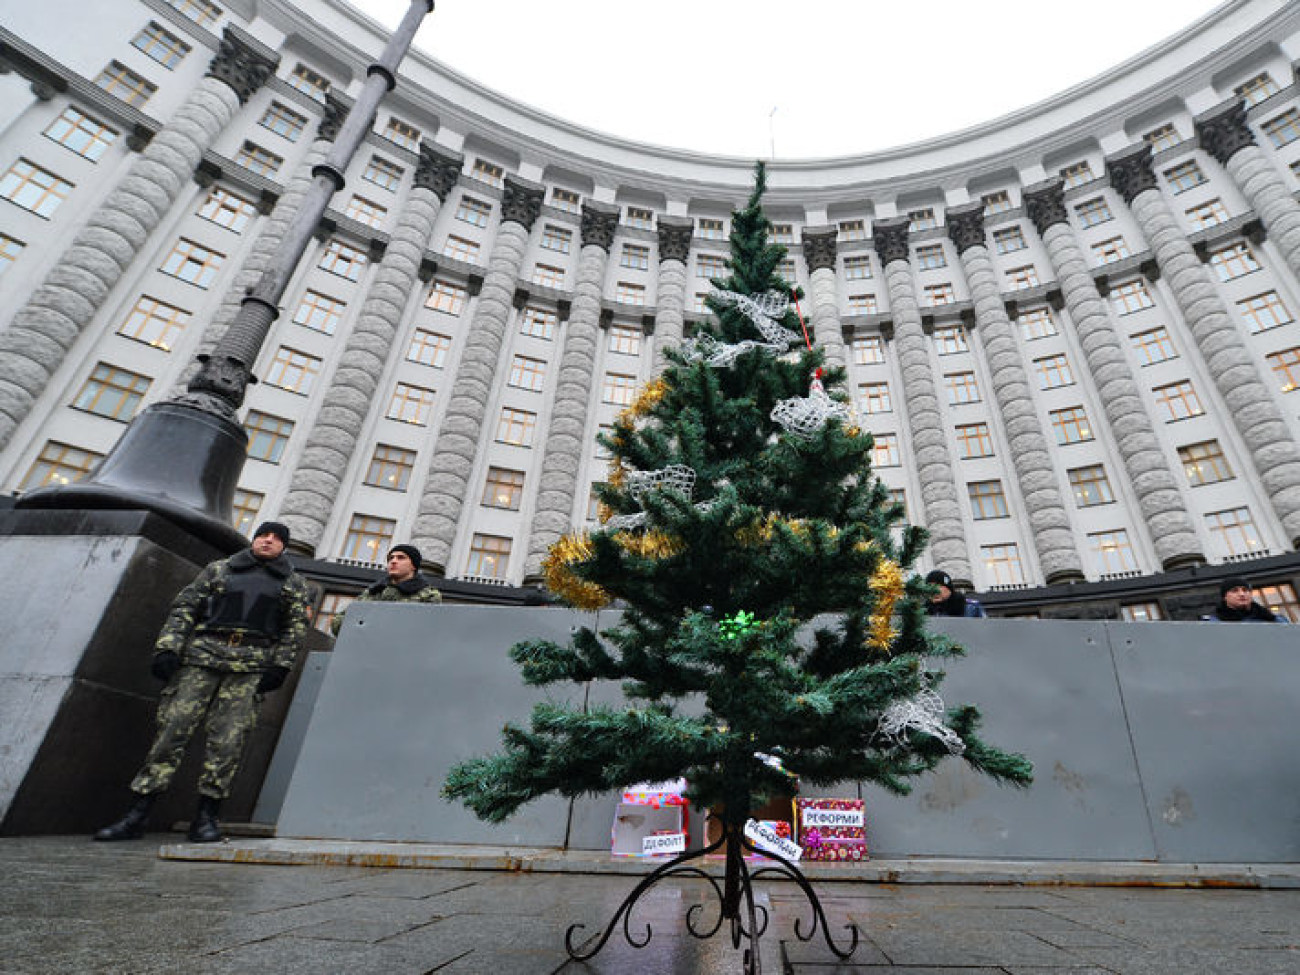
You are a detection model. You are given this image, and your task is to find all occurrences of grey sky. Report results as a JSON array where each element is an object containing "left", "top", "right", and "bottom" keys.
[{"left": 358, "top": 1, "right": 1226, "bottom": 159}]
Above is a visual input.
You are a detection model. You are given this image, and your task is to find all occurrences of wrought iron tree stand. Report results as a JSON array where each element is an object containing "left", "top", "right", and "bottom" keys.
[{"left": 564, "top": 817, "right": 859, "bottom": 974}]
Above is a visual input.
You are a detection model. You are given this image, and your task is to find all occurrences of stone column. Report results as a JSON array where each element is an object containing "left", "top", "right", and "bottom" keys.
[
  {"left": 0, "top": 28, "right": 278, "bottom": 451},
  {"left": 946, "top": 204, "right": 1085, "bottom": 584},
  {"left": 652, "top": 216, "right": 693, "bottom": 373},
  {"left": 277, "top": 144, "right": 462, "bottom": 554},
  {"left": 1196, "top": 100, "right": 1300, "bottom": 282},
  {"left": 412, "top": 175, "right": 546, "bottom": 574},
  {"left": 873, "top": 217, "right": 972, "bottom": 584},
  {"left": 523, "top": 201, "right": 620, "bottom": 580},
  {"left": 1108, "top": 144, "right": 1300, "bottom": 545},
  {"left": 1024, "top": 178, "right": 1204, "bottom": 569},
  {"left": 801, "top": 226, "right": 846, "bottom": 370}
]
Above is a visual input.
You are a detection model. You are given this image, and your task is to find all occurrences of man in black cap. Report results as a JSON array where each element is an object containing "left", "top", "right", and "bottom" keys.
[
  {"left": 924, "top": 569, "right": 988, "bottom": 618},
  {"left": 94, "top": 522, "right": 312, "bottom": 843},
  {"left": 1203, "top": 577, "right": 1286, "bottom": 622},
  {"left": 330, "top": 542, "right": 441, "bottom": 636}
]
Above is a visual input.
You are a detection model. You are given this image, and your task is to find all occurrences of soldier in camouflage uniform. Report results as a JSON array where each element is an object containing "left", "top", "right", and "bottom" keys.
[
  {"left": 330, "top": 543, "right": 441, "bottom": 636},
  {"left": 94, "top": 522, "right": 311, "bottom": 844}
]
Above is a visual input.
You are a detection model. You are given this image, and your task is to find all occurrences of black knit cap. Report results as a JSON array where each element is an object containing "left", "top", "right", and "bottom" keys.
[
  {"left": 1219, "top": 575, "right": 1251, "bottom": 597},
  {"left": 389, "top": 543, "right": 423, "bottom": 572},
  {"left": 253, "top": 521, "right": 291, "bottom": 547},
  {"left": 925, "top": 569, "right": 952, "bottom": 588}
]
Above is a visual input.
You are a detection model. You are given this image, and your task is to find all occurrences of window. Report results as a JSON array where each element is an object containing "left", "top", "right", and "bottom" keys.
[
  {"left": 383, "top": 117, "right": 420, "bottom": 151},
  {"left": 1209, "top": 242, "right": 1260, "bottom": 281},
  {"left": 314, "top": 594, "right": 352, "bottom": 635},
  {"left": 1262, "top": 109, "right": 1300, "bottom": 148},
  {"left": 19, "top": 441, "right": 103, "bottom": 491},
  {"left": 1059, "top": 161, "right": 1094, "bottom": 188},
  {"left": 981, "top": 543, "right": 1025, "bottom": 586},
  {"left": 362, "top": 156, "right": 404, "bottom": 191},
  {"left": 602, "top": 373, "right": 637, "bottom": 405},
  {"left": 852, "top": 335, "right": 885, "bottom": 365},
  {"left": 72, "top": 363, "right": 151, "bottom": 421},
  {"left": 455, "top": 196, "right": 492, "bottom": 227},
  {"left": 992, "top": 226, "right": 1027, "bottom": 254},
  {"left": 1092, "top": 236, "right": 1131, "bottom": 265},
  {"left": 915, "top": 244, "right": 947, "bottom": 269},
  {"left": 0, "top": 159, "right": 72, "bottom": 217},
  {"left": 621, "top": 244, "right": 650, "bottom": 270},
  {"left": 587, "top": 485, "right": 604, "bottom": 522},
  {"left": 956, "top": 422, "right": 993, "bottom": 458},
  {"left": 232, "top": 488, "right": 262, "bottom": 535},
  {"left": 166, "top": 0, "right": 222, "bottom": 27},
  {"left": 609, "top": 325, "right": 641, "bottom": 355},
  {"left": 934, "top": 326, "right": 967, "bottom": 355},
  {"left": 777, "top": 258, "right": 796, "bottom": 279},
  {"left": 259, "top": 101, "right": 307, "bottom": 141},
  {"left": 1235, "top": 72, "right": 1280, "bottom": 107},
  {"left": 945, "top": 370, "right": 980, "bottom": 405},
  {"left": 161, "top": 238, "right": 224, "bottom": 288},
  {"left": 1164, "top": 160, "right": 1207, "bottom": 193},
  {"left": 848, "top": 293, "right": 878, "bottom": 315},
  {"left": 95, "top": 62, "right": 156, "bottom": 106},
  {"left": 699, "top": 217, "right": 726, "bottom": 239},
  {"left": 844, "top": 255, "right": 873, "bottom": 279},
  {"left": 407, "top": 328, "right": 451, "bottom": 368},
  {"left": 873, "top": 433, "right": 900, "bottom": 467},
  {"left": 624, "top": 205, "right": 654, "bottom": 229},
  {"left": 1143, "top": 124, "right": 1179, "bottom": 151},
  {"left": 1035, "top": 353, "right": 1073, "bottom": 389},
  {"left": 1069, "top": 464, "right": 1114, "bottom": 507},
  {"left": 466, "top": 534, "right": 511, "bottom": 579},
  {"left": 197, "top": 187, "right": 255, "bottom": 232},
  {"left": 43, "top": 107, "right": 117, "bottom": 161},
  {"left": 838, "top": 219, "right": 866, "bottom": 240},
  {"left": 532, "top": 263, "right": 565, "bottom": 288},
  {"left": 1179, "top": 439, "right": 1233, "bottom": 485},
  {"left": 426, "top": 279, "right": 468, "bottom": 315},
  {"left": 1186, "top": 198, "right": 1230, "bottom": 230},
  {"left": 1007, "top": 265, "right": 1040, "bottom": 290},
  {"left": 0, "top": 233, "right": 24, "bottom": 275},
  {"left": 1153, "top": 379, "right": 1204, "bottom": 421},
  {"left": 318, "top": 239, "right": 367, "bottom": 280},
  {"left": 968, "top": 480, "right": 1008, "bottom": 519},
  {"left": 1111, "top": 279, "right": 1155, "bottom": 314},
  {"left": 470, "top": 159, "right": 504, "bottom": 187},
  {"left": 245, "top": 411, "right": 294, "bottom": 463},
  {"left": 981, "top": 190, "right": 1013, "bottom": 213},
  {"left": 769, "top": 223, "right": 795, "bottom": 244},
  {"left": 482, "top": 467, "right": 525, "bottom": 509},
  {"left": 1256, "top": 582, "right": 1300, "bottom": 622},
  {"left": 265, "top": 346, "right": 321, "bottom": 394},
  {"left": 341, "top": 514, "right": 395, "bottom": 564},
  {"left": 1120, "top": 602, "right": 1165, "bottom": 622},
  {"left": 690, "top": 292, "right": 710, "bottom": 314},
  {"left": 287, "top": 63, "right": 329, "bottom": 101},
  {"left": 1074, "top": 197, "right": 1113, "bottom": 228},
  {"left": 888, "top": 488, "right": 906, "bottom": 517},
  {"left": 1267, "top": 346, "right": 1300, "bottom": 392},
  {"left": 594, "top": 424, "right": 614, "bottom": 459},
  {"left": 697, "top": 254, "right": 727, "bottom": 279},
  {"left": 1206, "top": 507, "right": 1264, "bottom": 557},
  {"left": 291, "top": 290, "right": 345, "bottom": 334},
  {"left": 551, "top": 187, "right": 580, "bottom": 213},
  {"left": 340, "top": 195, "right": 386, "bottom": 229},
  {"left": 924, "top": 283, "right": 955, "bottom": 306},
  {"left": 365, "top": 444, "right": 416, "bottom": 491},
  {"left": 496, "top": 407, "right": 537, "bottom": 446},
  {"left": 1090, "top": 529, "right": 1138, "bottom": 574},
  {"left": 616, "top": 281, "right": 646, "bottom": 305},
  {"left": 1018, "top": 307, "right": 1057, "bottom": 340},
  {"left": 540, "top": 224, "right": 572, "bottom": 254},
  {"left": 1131, "top": 326, "right": 1178, "bottom": 365},
  {"left": 508, "top": 355, "right": 547, "bottom": 391},
  {"left": 387, "top": 383, "right": 436, "bottom": 424},
  {"left": 859, "top": 382, "right": 891, "bottom": 414},
  {"left": 907, "top": 208, "right": 936, "bottom": 230},
  {"left": 1238, "top": 291, "right": 1293, "bottom": 332},
  {"left": 119, "top": 295, "right": 189, "bottom": 350},
  {"left": 520, "top": 306, "right": 557, "bottom": 340},
  {"left": 1050, "top": 405, "right": 1093, "bottom": 444},
  {"left": 234, "top": 142, "right": 283, "bottom": 177}
]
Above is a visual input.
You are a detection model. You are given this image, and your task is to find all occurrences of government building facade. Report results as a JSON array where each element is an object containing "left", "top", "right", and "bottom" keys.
[{"left": 2, "top": 0, "right": 1300, "bottom": 623}]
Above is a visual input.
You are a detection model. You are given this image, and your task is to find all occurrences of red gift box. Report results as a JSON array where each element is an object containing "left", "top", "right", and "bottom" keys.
[{"left": 796, "top": 798, "right": 868, "bottom": 861}]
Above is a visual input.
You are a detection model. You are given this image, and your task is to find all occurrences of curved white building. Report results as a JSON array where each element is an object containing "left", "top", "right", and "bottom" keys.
[{"left": 2, "top": 0, "right": 1300, "bottom": 620}]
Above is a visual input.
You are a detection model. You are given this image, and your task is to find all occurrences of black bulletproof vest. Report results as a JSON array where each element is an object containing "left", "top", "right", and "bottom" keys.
[{"left": 205, "top": 563, "right": 283, "bottom": 636}]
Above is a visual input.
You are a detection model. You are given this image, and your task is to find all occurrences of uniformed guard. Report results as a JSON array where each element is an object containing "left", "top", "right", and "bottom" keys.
[
  {"left": 329, "top": 542, "right": 441, "bottom": 636},
  {"left": 94, "top": 522, "right": 311, "bottom": 843}
]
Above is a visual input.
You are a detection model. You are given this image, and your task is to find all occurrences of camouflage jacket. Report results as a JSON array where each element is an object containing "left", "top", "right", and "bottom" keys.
[
  {"left": 329, "top": 573, "right": 441, "bottom": 636},
  {"left": 154, "top": 549, "right": 312, "bottom": 672}
]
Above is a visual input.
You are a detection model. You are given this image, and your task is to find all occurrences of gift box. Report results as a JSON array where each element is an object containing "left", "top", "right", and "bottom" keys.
[
  {"left": 796, "top": 798, "right": 868, "bottom": 861},
  {"left": 621, "top": 778, "right": 688, "bottom": 809},
  {"left": 705, "top": 797, "right": 797, "bottom": 858},
  {"left": 612, "top": 780, "right": 690, "bottom": 856}
]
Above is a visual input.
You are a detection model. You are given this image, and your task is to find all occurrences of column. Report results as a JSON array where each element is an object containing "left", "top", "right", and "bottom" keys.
[
  {"left": 1023, "top": 178, "right": 1204, "bottom": 569},
  {"left": 800, "top": 227, "right": 846, "bottom": 370},
  {"left": 1108, "top": 143, "right": 1300, "bottom": 545},
  {"left": 946, "top": 203, "right": 1085, "bottom": 584},
  {"left": 1196, "top": 100, "right": 1300, "bottom": 281},
  {"left": 277, "top": 143, "right": 462, "bottom": 554},
  {"left": 0, "top": 27, "right": 278, "bottom": 451},
  {"left": 412, "top": 174, "right": 546, "bottom": 574},
  {"left": 652, "top": 216, "right": 693, "bottom": 373},
  {"left": 873, "top": 217, "right": 972, "bottom": 584},
  {"left": 523, "top": 201, "right": 620, "bottom": 580}
]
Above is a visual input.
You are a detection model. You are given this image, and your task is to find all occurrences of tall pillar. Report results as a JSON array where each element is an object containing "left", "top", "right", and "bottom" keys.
[
  {"left": 523, "top": 202, "right": 620, "bottom": 580},
  {"left": 278, "top": 143, "right": 463, "bottom": 554},
  {"left": 652, "top": 216, "right": 693, "bottom": 373},
  {"left": 0, "top": 28, "right": 278, "bottom": 451},
  {"left": 412, "top": 175, "right": 546, "bottom": 574},
  {"left": 873, "top": 217, "right": 971, "bottom": 584},
  {"left": 946, "top": 204, "right": 1085, "bottom": 584},
  {"left": 801, "top": 227, "right": 846, "bottom": 370},
  {"left": 1024, "top": 179, "right": 1204, "bottom": 569},
  {"left": 1108, "top": 144, "right": 1300, "bottom": 545},
  {"left": 1196, "top": 100, "right": 1300, "bottom": 282}
]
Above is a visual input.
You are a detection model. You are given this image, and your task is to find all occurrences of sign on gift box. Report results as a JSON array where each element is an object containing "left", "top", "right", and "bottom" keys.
[{"left": 796, "top": 798, "right": 868, "bottom": 862}]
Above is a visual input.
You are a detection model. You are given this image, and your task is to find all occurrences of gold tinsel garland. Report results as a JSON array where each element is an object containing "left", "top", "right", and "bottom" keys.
[
  {"left": 866, "top": 558, "right": 905, "bottom": 650},
  {"left": 542, "top": 533, "right": 610, "bottom": 610},
  {"left": 617, "top": 376, "right": 669, "bottom": 425}
]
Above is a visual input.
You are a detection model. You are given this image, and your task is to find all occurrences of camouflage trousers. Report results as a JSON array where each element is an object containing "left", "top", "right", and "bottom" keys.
[{"left": 130, "top": 665, "right": 262, "bottom": 800}]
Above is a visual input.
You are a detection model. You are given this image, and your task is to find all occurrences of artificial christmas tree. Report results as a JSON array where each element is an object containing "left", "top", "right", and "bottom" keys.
[{"left": 444, "top": 163, "right": 1031, "bottom": 971}]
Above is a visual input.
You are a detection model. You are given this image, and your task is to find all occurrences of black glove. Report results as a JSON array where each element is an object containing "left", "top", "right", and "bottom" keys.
[
  {"left": 256, "top": 666, "right": 290, "bottom": 693},
  {"left": 150, "top": 651, "right": 181, "bottom": 683}
]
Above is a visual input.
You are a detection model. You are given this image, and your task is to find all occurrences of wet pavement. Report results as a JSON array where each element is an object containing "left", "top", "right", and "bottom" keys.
[{"left": 2, "top": 835, "right": 1298, "bottom": 974}]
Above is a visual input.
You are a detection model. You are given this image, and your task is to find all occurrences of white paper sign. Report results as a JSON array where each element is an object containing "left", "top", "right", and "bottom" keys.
[
  {"left": 743, "top": 819, "right": 802, "bottom": 861},
  {"left": 641, "top": 832, "right": 687, "bottom": 856},
  {"left": 801, "top": 806, "right": 865, "bottom": 829}
]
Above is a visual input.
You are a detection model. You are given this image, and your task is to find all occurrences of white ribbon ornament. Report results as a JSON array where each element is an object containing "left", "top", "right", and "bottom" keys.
[{"left": 878, "top": 688, "right": 965, "bottom": 755}]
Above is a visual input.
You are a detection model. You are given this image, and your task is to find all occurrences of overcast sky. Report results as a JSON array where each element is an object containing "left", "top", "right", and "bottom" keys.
[{"left": 357, "top": 1, "right": 1226, "bottom": 159}]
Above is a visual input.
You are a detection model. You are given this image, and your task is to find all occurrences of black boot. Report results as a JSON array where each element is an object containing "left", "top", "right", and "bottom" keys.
[
  {"left": 93, "top": 793, "right": 157, "bottom": 842},
  {"left": 187, "top": 796, "right": 223, "bottom": 843}
]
